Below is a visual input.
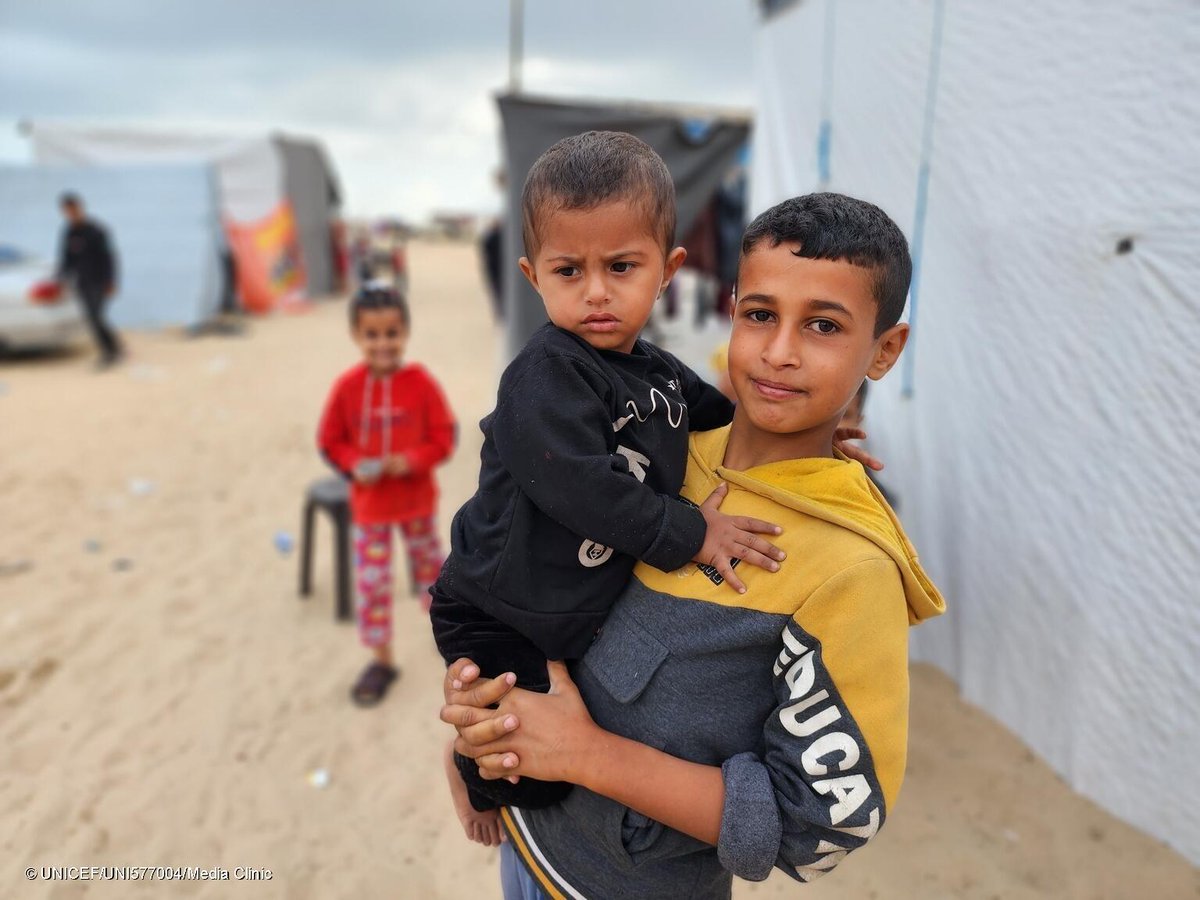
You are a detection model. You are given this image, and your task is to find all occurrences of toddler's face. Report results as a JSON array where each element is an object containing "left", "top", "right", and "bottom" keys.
[
  {"left": 519, "top": 199, "right": 685, "bottom": 354},
  {"left": 352, "top": 308, "right": 408, "bottom": 374}
]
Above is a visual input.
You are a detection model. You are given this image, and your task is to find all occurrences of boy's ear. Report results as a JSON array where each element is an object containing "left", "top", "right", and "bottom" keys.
[
  {"left": 518, "top": 256, "right": 539, "bottom": 293},
  {"left": 868, "top": 322, "right": 910, "bottom": 380},
  {"left": 659, "top": 246, "right": 687, "bottom": 294}
]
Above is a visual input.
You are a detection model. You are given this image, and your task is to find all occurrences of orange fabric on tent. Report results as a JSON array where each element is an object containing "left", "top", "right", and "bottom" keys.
[{"left": 224, "top": 202, "right": 307, "bottom": 313}]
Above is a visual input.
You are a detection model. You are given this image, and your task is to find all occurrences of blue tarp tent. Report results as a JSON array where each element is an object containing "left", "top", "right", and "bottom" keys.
[{"left": 0, "top": 163, "right": 224, "bottom": 329}]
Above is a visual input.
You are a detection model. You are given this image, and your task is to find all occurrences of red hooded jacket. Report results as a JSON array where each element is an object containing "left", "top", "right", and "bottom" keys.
[{"left": 317, "top": 362, "right": 455, "bottom": 524}]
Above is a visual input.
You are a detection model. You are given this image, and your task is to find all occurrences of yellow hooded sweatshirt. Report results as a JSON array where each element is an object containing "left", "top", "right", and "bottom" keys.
[{"left": 505, "top": 424, "right": 945, "bottom": 897}]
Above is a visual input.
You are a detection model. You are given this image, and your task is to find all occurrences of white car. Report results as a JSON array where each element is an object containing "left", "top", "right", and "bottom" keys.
[{"left": 0, "top": 244, "right": 86, "bottom": 353}]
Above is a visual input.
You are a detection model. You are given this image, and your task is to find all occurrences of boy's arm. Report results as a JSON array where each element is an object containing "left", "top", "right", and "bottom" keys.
[
  {"left": 491, "top": 354, "right": 706, "bottom": 572},
  {"left": 446, "top": 558, "right": 911, "bottom": 883},
  {"left": 397, "top": 375, "right": 456, "bottom": 476},
  {"left": 316, "top": 381, "right": 364, "bottom": 477}
]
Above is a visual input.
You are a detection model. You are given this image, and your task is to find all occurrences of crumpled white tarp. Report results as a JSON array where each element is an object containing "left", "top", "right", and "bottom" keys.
[
  {"left": 753, "top": 0, "right": 1200, "bottom": 865},
  {"left": 30, "top": 124, "right": 283, "bottom": 224}
]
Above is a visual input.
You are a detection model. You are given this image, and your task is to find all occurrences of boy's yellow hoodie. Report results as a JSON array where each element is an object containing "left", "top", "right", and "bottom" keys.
[{"left": 505, "top": 425, "right": 945, "bottom": 898}]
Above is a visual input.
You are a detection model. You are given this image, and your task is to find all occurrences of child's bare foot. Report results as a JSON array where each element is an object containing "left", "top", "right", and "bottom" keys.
[{"left": 443, "top": 739, "right": 506, "bottom": 847}]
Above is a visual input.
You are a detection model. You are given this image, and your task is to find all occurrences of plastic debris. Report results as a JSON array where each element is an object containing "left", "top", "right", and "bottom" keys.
[
  {"left": 274, "top": 530, "right": 295, "bottom": 556},
  {"left": 128, "top": 478, "right": 155, "bottom": 497},
  {"left": 0, "top": 560, "right": 33, "bottom": 577},
  {"left": 83, "top": 539, "right": 102, "bottom": 553},
  {"left": 112, "top": 558, "right": 134, "bottom": 572},
  {"left": 306, "top": 768, "right": 330, "bottom": 789}
]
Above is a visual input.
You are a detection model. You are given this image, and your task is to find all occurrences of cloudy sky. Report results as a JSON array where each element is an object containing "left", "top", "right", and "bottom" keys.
[{"left": 0, "top": 1, "right": 760, "bottom": 220}]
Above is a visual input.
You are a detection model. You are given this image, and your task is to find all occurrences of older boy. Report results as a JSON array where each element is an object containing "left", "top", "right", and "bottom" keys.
[{"left": 444, "top": 193, "right": 946, "bottom": 898}]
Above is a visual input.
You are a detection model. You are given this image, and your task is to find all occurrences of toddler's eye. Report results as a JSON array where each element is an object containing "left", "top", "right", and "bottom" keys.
[
  {"left": 555, "top": 266, "right": 579, "bottom": 278},
  {"left": 611, "top": 261, "right": 634, "bottom": 273}
]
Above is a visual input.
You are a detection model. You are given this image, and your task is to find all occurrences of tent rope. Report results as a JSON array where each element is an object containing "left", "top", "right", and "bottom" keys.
[{"left": 902, "top": 0, "right": 946, "bottom": 397}]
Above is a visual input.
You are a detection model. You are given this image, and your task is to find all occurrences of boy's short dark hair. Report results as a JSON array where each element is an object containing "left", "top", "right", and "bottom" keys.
[
  {"left": 350, "top": 282, "right": 409, "bottom": 328},
  {"left": 740, "top": 193, "right": 911, "bottom": 335},
  {"left": 521, "top": 131, "right": 676, "bottom": 257}
]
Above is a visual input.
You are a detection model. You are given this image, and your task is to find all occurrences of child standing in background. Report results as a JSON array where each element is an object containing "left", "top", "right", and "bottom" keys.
[{"left": 318, "top": 284, "right": 456, "bottom": 706}]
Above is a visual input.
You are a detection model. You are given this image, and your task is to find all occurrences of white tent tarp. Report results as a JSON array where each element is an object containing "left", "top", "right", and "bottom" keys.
[
  {"left": 0, "top": 163, "right": 223, "bottom": 329},
  {"left": 753, "top": 0, "right": 1200, "bottom": 864}
]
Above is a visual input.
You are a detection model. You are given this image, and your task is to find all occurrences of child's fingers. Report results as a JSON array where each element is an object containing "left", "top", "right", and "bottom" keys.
[
  {"left": 474, "top": 752, "right": 520, "bottom": 779},
  {"left": 440, "top": 703, "right": 495, "bottom": 732},
  {"left": 733, "top": 515, "right": 783, "bottom": 536},
  {"left": 699, "top": 482, "right": 729, "bottom": 510},
  {"left": 456, "top": 713, "right": 519, "bottom": 747},
  {"left": 738, "top": 547, "right": 783, "bottom": 574},
  {"left": 446, "top": 658, "right": 480, "bottom": 692},
  {"left": 736, "top": 532, "right": 786, "bottom": 562},
  {"left": 715, "top": 557, "right": 747, "bottom": 594},
  {"left": 448, "top": 672, "right": 516, "bottom": 709}
]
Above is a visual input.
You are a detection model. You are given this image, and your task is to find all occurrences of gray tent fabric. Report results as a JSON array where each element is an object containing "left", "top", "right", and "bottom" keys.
[
  {"left": 275, "top": 136, "right": 342, "bottom": 296},
  {"left": 497, "top": 93, "right": 751, "bottom": 360},
  {"left": 0, "top": 163, "right": 223, "bottom": 329}
]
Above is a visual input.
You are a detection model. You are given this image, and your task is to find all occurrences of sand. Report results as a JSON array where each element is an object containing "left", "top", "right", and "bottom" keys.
[{"left": 1, "top": 239, "right": 1196, "bottom": 899}]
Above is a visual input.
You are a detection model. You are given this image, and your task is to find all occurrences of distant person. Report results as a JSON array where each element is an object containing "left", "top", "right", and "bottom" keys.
[
  {"left": 56, "top": 192, "right": 122, "bottom": 368},
  {"left": 317, "top": 284, "right": 456, "bottom": 706}
]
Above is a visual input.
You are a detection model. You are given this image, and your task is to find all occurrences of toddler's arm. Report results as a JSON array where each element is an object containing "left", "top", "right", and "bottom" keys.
[{"left": 316, "top": 379, "right": 366, "bottom": 477}]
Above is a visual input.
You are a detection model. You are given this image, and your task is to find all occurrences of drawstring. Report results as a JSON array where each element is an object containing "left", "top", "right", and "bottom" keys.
[{"left": 358, "top": 373, "right": 374, "bottom": 450}]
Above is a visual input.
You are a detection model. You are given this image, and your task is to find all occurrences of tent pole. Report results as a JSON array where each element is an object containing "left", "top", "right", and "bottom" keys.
[{"left": 509, "top": 0, "right": 525, "bottom": 94}]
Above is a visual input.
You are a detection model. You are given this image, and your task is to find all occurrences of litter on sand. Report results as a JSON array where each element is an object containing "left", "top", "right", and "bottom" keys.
[
  {"left": 306, "top": 768, "right": 330, "bottom": 789},
  {"left": 112, "top": 558, "right": 134, "bottom": 572},
  {"left": 83, "top": 539, "right": 102, "bottom": 553},
  {"left": 274, "top": 531, "right": 295, "bottom": 556},
  {"left": 0, "top": 559, "right": 33, "bottom": 577},
  {"left": 127, "top": 478, "right": 155, "bottom": 497}
]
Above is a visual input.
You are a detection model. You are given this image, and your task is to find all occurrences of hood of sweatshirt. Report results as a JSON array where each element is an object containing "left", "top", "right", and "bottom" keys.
[{"left": 691, "top": 426, "right": 945, "bottom": 625}]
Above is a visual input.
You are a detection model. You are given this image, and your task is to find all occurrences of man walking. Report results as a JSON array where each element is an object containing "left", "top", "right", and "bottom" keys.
[{"left": 56, "top": 192, "right": 123, "bottom": 367}]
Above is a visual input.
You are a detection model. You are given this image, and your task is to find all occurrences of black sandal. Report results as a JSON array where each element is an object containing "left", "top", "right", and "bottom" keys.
[{"left": 351, "top": 662, "right": 399, "bottom": 707}]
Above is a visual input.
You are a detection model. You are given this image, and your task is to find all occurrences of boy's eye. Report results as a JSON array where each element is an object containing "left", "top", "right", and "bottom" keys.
[
  {"left": 610, "top": 261, "right": 634, "bottom": 274},
  {"left": 746, "top": 309, "right": 773, "bottom": 323},
  {"left": 810, "top": 319, "right": 840, "bottom": 335}
]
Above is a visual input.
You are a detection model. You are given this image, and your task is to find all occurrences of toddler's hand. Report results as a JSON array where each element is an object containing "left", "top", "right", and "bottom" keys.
[
  {"left": 383, "top": 454, "right": 410, "bottom": 477},
  {"left": 834, "top": 427, "right": 884, "bottom": 471},
  {"left": 693, "top": 483, "right": 785, "bottom": 593}
]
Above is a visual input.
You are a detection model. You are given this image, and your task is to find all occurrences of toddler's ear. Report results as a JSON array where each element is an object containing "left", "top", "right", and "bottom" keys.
[
  {"left": 660, "top": 246, "right": 688, "bottom": 293},
  {"left": 518, "top": 256, "right": 539, "bottom": 292},
  {"left": 868, "top": 323, "right": 910, "bottom": 379}
]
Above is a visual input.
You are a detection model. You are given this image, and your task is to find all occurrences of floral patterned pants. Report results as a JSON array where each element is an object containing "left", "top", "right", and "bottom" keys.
[{"left": 352, "top": 517, "right": 443, "bottom": 648}]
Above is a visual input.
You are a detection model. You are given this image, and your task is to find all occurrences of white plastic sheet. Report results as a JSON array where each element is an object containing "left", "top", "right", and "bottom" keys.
[
  {"left": 0, "top": 164, "right": 223, "bottom": 329},
  {"left": 753, "top": 0, "right": 1200, "bottom": 864}
]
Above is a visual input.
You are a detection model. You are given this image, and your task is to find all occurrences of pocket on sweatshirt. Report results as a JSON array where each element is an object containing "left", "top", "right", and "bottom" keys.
[{"left": 585, "top": 607, "right": 669, "bottom": 704}]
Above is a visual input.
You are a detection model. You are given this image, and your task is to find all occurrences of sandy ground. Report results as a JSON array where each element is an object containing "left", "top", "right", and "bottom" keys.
[{"left": 1, "top": 239, "right": 1196, "bottom": 900}]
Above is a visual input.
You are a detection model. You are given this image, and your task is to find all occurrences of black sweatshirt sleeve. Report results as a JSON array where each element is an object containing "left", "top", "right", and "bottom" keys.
[
  {"left": 491, "top": 353, "right": 706, "bottom": 572},
  {"left": 663, "top": 349, "right": 735, "bottom": 432}
]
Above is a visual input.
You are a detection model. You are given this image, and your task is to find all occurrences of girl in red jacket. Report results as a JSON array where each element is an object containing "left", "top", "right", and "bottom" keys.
[{"left": 317, "top": 285, "right": 455, "bottom": 705}]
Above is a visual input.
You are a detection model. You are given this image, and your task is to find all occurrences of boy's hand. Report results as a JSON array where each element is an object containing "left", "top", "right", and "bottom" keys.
[
  {"left": 383, "top": 454, "right": 410, "bottom": 477},
  {"left": 834, "top": 427, "right": 884, "bottom": 471},
  {"left": 693, "top": 483, "right": 785, "bottom": 594}
]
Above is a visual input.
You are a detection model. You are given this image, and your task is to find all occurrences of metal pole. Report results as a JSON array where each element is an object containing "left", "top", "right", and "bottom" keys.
[{"left": 509, "top": 0, "right": 524, "bottom": 93}]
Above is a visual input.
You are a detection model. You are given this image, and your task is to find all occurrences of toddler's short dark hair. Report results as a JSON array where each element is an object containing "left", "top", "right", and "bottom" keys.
[
  {"left": 741, "top": 193, "right": 911, "bottom": 335},
  {"left": 521, "top": 131, "right": 676, "bottom": 257},
  {"left": 350, "top": 282, "right": 409, "bottom": 328}
]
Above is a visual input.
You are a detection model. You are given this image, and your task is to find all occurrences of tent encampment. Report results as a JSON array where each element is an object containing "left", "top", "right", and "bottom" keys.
[
  {"left": 0, "top": 163, "right": 223, "bottom": 329},
  {"left": 29, "top": 125, "right": 342, "bottom": 312},
  {"left": 752, "top": 0, "right": 1200, "bottom": 864},
  {"left": 497, "top": 93, "right": 751, "bottom": 360}
]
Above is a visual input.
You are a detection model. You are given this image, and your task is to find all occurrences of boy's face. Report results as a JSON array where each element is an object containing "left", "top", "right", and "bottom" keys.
[
  {"left": 352, "top": 307, "right": 408, "bottom": 374},
  {"left": 519, "top": 199, "right": 686, "bottom": 354},
  {"left": 728, "top": 244, "right": 907, "bottom": 457}
]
